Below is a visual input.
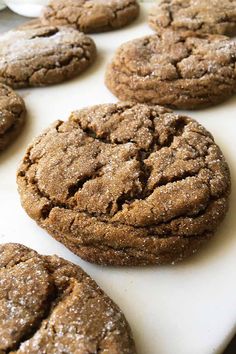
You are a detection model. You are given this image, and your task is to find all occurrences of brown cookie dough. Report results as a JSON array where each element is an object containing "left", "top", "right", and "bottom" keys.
[
  {"left": 41, "top": 0, "right": 139, "bottom": 33},
  {"left": 149, "top": 0, "right": 236, "bottom": 36},
  {"left": 0, "top": 26, "right": 96, "bottom": 89},
  {"left": 105, "top": 30, "right": 236, "bottom": 109},
  {"left": 17, "top": 102, "right": 231, "bottom": 266},
  {"left": 0, "top": 84, "right": 26, "bottom": 151},
  {"left": 0, "top": 243, "right": 136, "bottom": 353}
]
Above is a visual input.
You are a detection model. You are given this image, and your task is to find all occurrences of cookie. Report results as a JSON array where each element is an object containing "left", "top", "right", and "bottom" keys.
[
  {"left": 41, "top": 0, "right": 139, "bottom": 33},
  {"left": 149, "top": 0, "right": 236, "bottom": 36},
  {"left": 0, "top": 243, "right": 136, "bottom": 353},
  {"left": 105, "top": 30, "right": 236, "bottom": 109},
  {"left": 15, "top": 19, "right": 44, "bottom": 31},
  {"left": 17, "top": 102, "right": 230, "bottom": 266},
  {"left": 0, "top": 84, "right": 26, "bottom": 151},
  {"left": 0, "top": 26, "right": 96, "bottom": 89}
]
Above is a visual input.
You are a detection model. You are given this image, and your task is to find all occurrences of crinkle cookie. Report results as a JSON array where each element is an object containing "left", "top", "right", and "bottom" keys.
[
  {"left": 0, "top": 243, "right": 136, "bottom": 353},
  {"left": 17, "top": 102, "right": 231, "bottom": 266},
  {"left": 105, "top": 30, "right": 236, "bottom": 109},
  {"left": 0, "top": 84, "right": 26, "bottom": 151},
  {"left": 149, "top": 0, "right": 236, "bottom": 36},
  {"left": 0, "top": 26, "right": 96, "bottom": 88},
  {"left": 42, "top": 0, "right": 140, "bottom": 33}
]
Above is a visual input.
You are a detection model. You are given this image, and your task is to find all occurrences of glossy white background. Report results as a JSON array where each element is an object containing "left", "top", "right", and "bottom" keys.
[{"left": 0, "top": 4, "right": 235, "bottom": 354}]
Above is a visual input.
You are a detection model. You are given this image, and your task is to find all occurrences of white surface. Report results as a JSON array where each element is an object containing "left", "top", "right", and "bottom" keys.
[
  {"left": 0, "top": 5, "right": 236, "bottom": 354},
  {"left": 0, "top": 0, "right": 6, "bottom": 10},
  {"left": 4, "top": 0, "right": 48, "bottom": 17}
]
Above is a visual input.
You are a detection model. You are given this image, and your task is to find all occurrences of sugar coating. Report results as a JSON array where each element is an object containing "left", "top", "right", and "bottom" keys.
[
  {"left": 105, "top": 30, "right": 236, "bottom": 109},
  {"left": 42, "top": 0, "right": 139, "bottom": 33},
  {"left": 0, "top": 243, "right": 136, "bottom": 353},
  {"left": 149, "top": 0, "right": 236, "bottom": 36},
  {"left": 17, "top": 102, "right": 231, "bottom": 266},
  {"left": 0, "top": 26, "right": 96, "bottom": 89},
  {"left": 0, "top": 83, "right": 25, "bottom": 151}
]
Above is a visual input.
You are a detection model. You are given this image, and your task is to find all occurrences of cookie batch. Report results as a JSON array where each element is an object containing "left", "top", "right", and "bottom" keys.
[{"left": 0, "top": 0, "right": 234, "bottom": 353}]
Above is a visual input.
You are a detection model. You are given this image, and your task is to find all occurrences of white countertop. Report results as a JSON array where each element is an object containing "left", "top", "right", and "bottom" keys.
[{"left": 0, "top": 5, "right": 236, "bottom": 354}]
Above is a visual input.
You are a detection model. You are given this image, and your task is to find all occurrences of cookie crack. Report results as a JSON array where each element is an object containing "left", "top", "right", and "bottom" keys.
[
  {"left": 4, "top": 279, "right": 57, "bottom": 353},
  {"left": 111, "top": 35, "right": 236, "bottom": 86},
  {"left": 59, "top": 186, "right": 221, "bottom": 239},
  {"left": 15, "top": 280, "right": 108, "bottom": 353},
  {"left": 20, "top": 115, "right": 221, "bottom": 225},
  {"left": 151, "top": 166, "right": 205, "bottom": 190},
  {"left": 67, "top": 161, "right": 104, "bottom": 200},
  {"left": 68, "top": 232, "right": 211, "bottom": 259},
  {"left": 167, "top": 2, "right": 174, "bottom": 25},
  {"left": 30, "top": 27, "right": 59, "bottom": 39},
  {"left": 66, "top": 112, "right": 190, "bottom": 208},
  {"left": 10, "top": 283, "right": 80, "bottom": 353},
  {"left": 0, "top": 254, "right": 36, "bottom": 271},
  {"left": 109, "top": 1, "right": 138, "bottom": 28},
  {"left": 0, "top": 109, "right": 24, "bottom": 137},
  {"left": 73, "top": 104, "right": 138, "bottom": 145}
]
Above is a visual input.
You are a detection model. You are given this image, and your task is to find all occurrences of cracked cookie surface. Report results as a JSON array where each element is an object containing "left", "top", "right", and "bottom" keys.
[
  {"left": 17, "top": 102, "right": 230, "bottom": 266},
  {"left": 0, "top": 84, "right": 26, "bottom": 151},
  {"left": 42, "top": 0, "right": 139, "bottom": 33},
  {"left": 0, "top": 243, "right": 136, "bottom": 353},
  {"left": 149, "top": 0, "right": 236, "bottom": 36},
  {"left": 105, "top": 30, "right": 236, "bottom": 109},
  {"left": 0, "top": 26, "right": 96, "bottom": 89}
]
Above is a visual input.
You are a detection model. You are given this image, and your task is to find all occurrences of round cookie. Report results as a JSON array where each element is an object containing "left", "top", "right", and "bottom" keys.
[
  {"left": 17, "top": 102, "right": 231, "bottom": 266},
  {"left": 0, "top": 84, "right": 26, "bottom": 151},
  {"left": 105, "top": 30, "right": 236, "bottom": 109},
  {"left": 0, "top": 243, "right": 136, "bottom": 353},
  {"left": 41, "top": 0, "right": 139, "bottom": 33},
  {"left": 149, "top": 0, "right": 236, "bottom": 36},
  {"left": 0, "top": 26, "right": 96, "bottom": 89}
]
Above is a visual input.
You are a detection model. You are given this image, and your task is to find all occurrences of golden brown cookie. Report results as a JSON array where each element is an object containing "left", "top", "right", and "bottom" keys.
[
  {"left": 0, "top": 26, "right": 96, "bottom": 89},
  {"left": 17, "top": 102, "right": 231, "bottom": 266},
  {"left": 149, "top": 0, "right": 236, "bottom": 36},
  {"left": 42, "top": 0, "right": 140, "bottom": 33},
  {"left": 105, "top": 30, "right": 236, "bottom": 109},
  {"left": 0, "top": 243, "right": 136, "bottom": 353},
  {"left": 0, "top": 84, "right": 26, "bottom": 151}
]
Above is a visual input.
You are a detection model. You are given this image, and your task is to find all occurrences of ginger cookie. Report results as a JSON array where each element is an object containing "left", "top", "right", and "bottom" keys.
[
  {"left": 41, "top": 0, "right": 139, "bottom": 33},
  {"left": 105, "top": 30, "right": 236, "bottom": 109},
  {"left": 149, "top": 0, "right": 236, "bottom": 36},
  {"left": 0, "top": 84, "right": 26, "bottom": 151},
  {"left": 0, "top": 243, "right": 136, "bottom": 353},
  {"left": 0, "top": 26, "right": 96, "bottom": 89},
  {"left": 17, "top": 102, "right": 230, "bottom": 266}
]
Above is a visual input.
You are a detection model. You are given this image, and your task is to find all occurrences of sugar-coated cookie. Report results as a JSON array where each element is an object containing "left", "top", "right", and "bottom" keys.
[
  {"left": 17, "top": 102, "right": 231, "bottom": 265},
  {"left": 0, "top": 243, "right": 136, "bottom": 353}
]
